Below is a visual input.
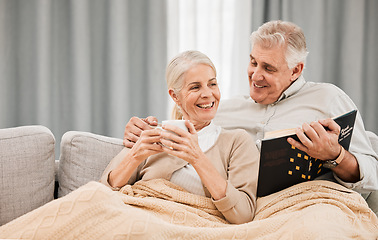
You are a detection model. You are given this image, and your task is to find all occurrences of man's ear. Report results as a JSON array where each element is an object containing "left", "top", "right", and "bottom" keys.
[
  {"left": 290, "top": 63, "right": 304, "bottom": 82},
  {"left": 168, "top": 89, "right": 180, "bottom": 104}
]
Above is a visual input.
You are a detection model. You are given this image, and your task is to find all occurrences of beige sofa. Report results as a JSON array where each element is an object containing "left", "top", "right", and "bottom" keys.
[{"left": 0, "top": 125, "right": 377, "bottom": 226}]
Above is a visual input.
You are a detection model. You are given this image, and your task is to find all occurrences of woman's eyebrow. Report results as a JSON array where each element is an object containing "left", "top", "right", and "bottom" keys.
[{"left": 187, "top": 81, "right": 200, "bottom": 86}]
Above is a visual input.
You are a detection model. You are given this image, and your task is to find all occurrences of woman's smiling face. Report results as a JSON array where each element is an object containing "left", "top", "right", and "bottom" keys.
[{"left": 170, "top": 64, "right": 220, "bottom": 131}]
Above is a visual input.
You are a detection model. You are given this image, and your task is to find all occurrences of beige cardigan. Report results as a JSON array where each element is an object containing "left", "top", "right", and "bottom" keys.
[{"left": 100, "top": 128, "right": 260, "bottom": 224}]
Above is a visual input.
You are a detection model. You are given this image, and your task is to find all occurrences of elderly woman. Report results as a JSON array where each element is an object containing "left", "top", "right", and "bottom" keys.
[{"left": 100, "top": 50, "right": 260, "bottom": 224}]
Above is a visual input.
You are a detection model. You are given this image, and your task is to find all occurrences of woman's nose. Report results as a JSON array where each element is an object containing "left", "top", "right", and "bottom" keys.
[{"left": 200, "top": 87, "right": 212, "bottom": 97}]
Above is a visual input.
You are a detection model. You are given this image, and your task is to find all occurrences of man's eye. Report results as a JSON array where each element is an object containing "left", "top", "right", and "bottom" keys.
[
  {"left": 190, "top": 86, "right": 199, "bottom": 90},
  {"left": 250, "top": 61, "right": 257, "bottom": 66}
]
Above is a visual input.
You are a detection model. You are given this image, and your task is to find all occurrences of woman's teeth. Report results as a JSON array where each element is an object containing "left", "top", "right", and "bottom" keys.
[{"left": 198, "top": 102, "right": 214, "bottom": 109}]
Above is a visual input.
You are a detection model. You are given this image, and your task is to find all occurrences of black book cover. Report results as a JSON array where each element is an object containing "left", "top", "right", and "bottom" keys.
[{"left": 257, "top": 109, "right": 357, "bottom": 197}]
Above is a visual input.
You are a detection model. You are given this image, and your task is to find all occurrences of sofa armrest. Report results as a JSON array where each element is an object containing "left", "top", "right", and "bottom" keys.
[
  {"left": 365, "top": 130, "right": 378, "bottom": 216},
  {"left": 0, "top": 125, "right": 55, "bottom": 226},
  {"left": 57, "top": 131, "right": 123, "bottom": 197}
]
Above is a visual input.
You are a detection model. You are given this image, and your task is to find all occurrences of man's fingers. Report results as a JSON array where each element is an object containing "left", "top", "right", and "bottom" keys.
[
  {"left": 319, "top": 118, "right": 340, "bottom": 134},
  {"left": 292, "top": 127, "right": 311, "bottom": 150},
  {"left": 130, "top": 117, "right": 153, "bottom": 131},
  {"left": 144, "top": 116, "right": 158, "bottom": 126},
  {"left": 302, "top": 122, "right": 319, "bottom": 141},
  {"left": 287, "top": 136, "right": 306, "bottom": 152}
]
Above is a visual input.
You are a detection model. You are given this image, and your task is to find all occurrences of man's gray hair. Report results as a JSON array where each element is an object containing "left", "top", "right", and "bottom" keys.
[{"left": 250, "top": 20, "right": 309, "bottom": 69}]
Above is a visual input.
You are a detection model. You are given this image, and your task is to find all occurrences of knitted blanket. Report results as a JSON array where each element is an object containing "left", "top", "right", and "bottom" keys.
[{"left": 0, "top": 179, "right": 377, "bottom": 239}]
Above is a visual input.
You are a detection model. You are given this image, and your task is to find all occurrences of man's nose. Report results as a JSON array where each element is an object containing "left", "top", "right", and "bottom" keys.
[{"left": 251, "top": 67, "right": 264, "bottom": 81}]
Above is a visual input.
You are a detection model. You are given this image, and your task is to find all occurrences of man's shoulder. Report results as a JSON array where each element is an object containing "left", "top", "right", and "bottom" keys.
[
  {"left": 289, "top": 81, "right": 348, "bottom": 104},
  {"left": 219, "top": 95, "right": 253, "bottom": 106},
  {"left": 214, "top": 95, "right": 259, "bottom": 127},
  {"left": 217, "top": 95, "right": 258, "bottom": 112},
  {"left": 302, "top": 81, "right": 345, "bottom": 95}
]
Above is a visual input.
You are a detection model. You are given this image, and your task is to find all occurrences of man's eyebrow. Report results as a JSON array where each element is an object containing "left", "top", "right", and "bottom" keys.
[
  {"left": 250, "top": 55, "right": 277, "bottom": 70},
  {"left": 262, "top": 62, "right": 277, "bottom": 71}
]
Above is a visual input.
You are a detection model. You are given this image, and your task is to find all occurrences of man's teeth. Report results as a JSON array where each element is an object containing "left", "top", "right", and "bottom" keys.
[
  {"left": 254, "top": 83, "right": 265, "bottom": 88},
  {"left": 198, "top": 102, "right": 214, "bottom": 109}
]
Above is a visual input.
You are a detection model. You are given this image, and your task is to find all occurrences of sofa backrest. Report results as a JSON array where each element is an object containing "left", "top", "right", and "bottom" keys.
[{"left": 0, "top": 125, "right": 55, "bottom": 226}]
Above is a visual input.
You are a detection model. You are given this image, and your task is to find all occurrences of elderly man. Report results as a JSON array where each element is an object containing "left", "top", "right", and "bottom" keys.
[{"left": 123, "top": 20, "right": 378, "bottom": 194}]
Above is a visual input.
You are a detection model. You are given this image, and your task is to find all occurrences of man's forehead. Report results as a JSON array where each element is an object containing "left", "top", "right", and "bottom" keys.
[{"left": 251, "top": 45, "right": 286, "bottom": 65}]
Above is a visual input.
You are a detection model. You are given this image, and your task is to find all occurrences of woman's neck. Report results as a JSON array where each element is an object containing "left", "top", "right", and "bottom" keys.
[{"left": 194, "top": 121, "right": 211, "bottom": 132}]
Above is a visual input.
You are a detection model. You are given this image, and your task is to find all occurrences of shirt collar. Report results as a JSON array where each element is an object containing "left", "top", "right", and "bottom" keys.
[
  {"left": 276, "top": 75, "right": 306, "bottom": 103},
  {"left": 197, "top": 121, "right": 217, "bottom": 136}
]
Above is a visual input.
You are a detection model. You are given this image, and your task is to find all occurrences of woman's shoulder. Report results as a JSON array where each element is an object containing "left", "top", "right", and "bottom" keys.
[
  {"left": 219, "top": 128, "right": 253, "bottom": 141},
  {"left": 213, "top": 128, "right": 258, "bottom": 155}
]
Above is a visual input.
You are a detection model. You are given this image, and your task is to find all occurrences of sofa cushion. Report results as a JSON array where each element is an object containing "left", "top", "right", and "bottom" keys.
[
  {"left": 0, "top": 125, "right": 55, "bottom": 226},
  {"left": 58, "top": 131, "right": 123, "bottom": 197}
]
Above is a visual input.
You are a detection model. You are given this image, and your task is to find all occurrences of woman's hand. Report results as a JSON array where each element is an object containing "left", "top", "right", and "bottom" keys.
[
  {"left": 108, "top": 128, "right": 163, "bottom": 188},
  {"left": 160, "top": 120, "right": 205, "bottom": 165},
  {"left": 129, "top": 128, "right": 164, "bottom": 163},
  {"left": 160, "top": 120, "right": 227, "bottom": 200},
  {"left": 123, "top": 116, "right": 158, "bottom": 148}
]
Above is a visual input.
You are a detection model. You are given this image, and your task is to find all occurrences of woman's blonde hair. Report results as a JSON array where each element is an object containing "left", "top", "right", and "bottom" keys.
[
  {"left": 250, "top": 20, "right": 309, "bottom": 69},
  {"left": 166, "top": 50, "right": 216, "bottom": 120}
]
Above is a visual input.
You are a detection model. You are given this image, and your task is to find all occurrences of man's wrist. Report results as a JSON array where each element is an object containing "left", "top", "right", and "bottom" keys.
[{"left": 323, "top": 146, "right": 345, "bottom": 169}]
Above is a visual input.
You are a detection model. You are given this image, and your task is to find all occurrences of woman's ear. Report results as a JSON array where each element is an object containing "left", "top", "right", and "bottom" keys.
[
  {"left": 290, "top": 62, "right": 304, "bottom": 82},
  {"left": 168, "top": 89, "right": 180, "bottom": 105}
]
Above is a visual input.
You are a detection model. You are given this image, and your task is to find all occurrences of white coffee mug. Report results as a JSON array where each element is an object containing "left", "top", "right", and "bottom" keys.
[{"left": 161, "top": 120, "right": 188, "bottom": 133}]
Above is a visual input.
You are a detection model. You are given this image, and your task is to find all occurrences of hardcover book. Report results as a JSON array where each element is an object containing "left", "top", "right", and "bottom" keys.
[{"left": 257, "top": 109, "right": 357, "bottom": 197}]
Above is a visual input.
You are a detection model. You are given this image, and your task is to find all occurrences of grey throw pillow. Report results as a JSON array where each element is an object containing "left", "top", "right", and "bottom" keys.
[{"left": 57, "top": 131, "right": 123, "bottom": 197}]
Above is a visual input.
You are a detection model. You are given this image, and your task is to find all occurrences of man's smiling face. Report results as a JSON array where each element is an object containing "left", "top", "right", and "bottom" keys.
[{"left": 247, "top": 44, "right": 298, "bottom": 105}]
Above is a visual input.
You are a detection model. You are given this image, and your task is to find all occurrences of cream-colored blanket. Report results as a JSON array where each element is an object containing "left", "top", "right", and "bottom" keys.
[{"left": 1, "top": 179, "right": 377, "bottom": 240}]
